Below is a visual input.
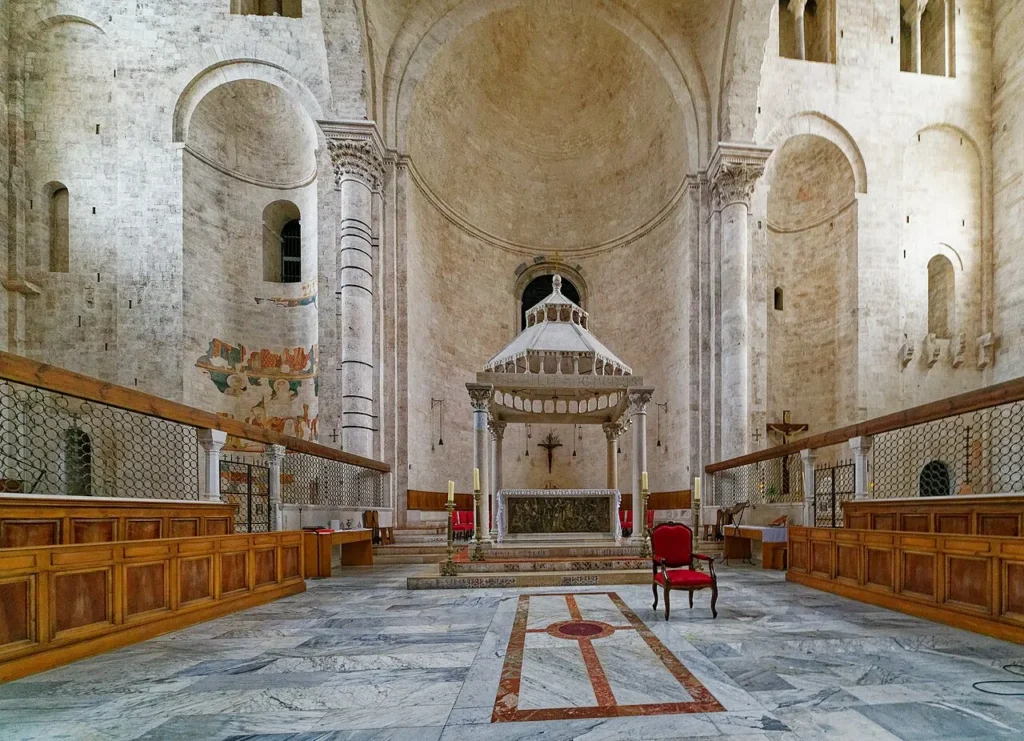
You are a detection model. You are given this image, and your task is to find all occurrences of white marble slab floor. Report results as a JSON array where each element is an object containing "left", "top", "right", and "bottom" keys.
[{"left": 0, "top": 564, "right": 1023, "bottom": 740}]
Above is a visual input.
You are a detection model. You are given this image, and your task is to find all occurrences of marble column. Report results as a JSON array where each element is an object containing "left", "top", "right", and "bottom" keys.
[
  {"left": 602, "top": 422, "right": 619, "bottom": 490},
  {"left": 488, "top": 419, "right": 506, "bottom": 542},
  {"left": 266, "top": 444, "right": 286, "bottom": 531},
  {"left": 467, "top": 384, "right": 492, "bottom": 536},
  {"left": 628, "top": 389, "right": 654, "bottom": 539},
  {"left": 324, "top": 127, "right": 384, "bottom": 459},
  {"left": 801, "top": 448, "right": 818, "bottom": 527},
  {"left": 905, "top": 0, "right": 927, "bottom": 74},
  {"left": 850, "top": 436, "right": 873, "bottom": 499},
  {"left": 198, "top": 429, "right": 227, "bottom": 502},
  {"left": 709, "top": 145, "right": 770, "bottom": 460},
  {"left": 789, "top": 0, "right": 808, "bottom": 60}
]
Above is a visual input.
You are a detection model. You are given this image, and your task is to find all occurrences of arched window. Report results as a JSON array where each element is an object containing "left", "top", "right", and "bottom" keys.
[
  {"left": 281, "top": 220, "right": 301, "bottom": 283},
  {"left": 49, "top": 184, "right": 70, "bottom": 273},
  {"left": 774, "top": 287, "right": 784, "bottom": 311},
  {"left": 919, "top": 460, "right": 950, "bottom": 497},
  {"left": 927, "top": 254, "right": 954, "bottom": 338},
  {"left": 66, "top": 427, "right": 92, "bottom": 497},
  {"left": 231, "top": 0, "right": 302, "bottom": 17},
  {"left": 900, "top": 0, "right": 955, "bottom": 76},
  {"left": 262, "top": 201, "right": 301, "bottom": 282},
  {"left": 779, "top": 0, "right": 835, "bottom": 63},
  {"left": 521, "top": 274, "right": 581, "bottom": 331}
]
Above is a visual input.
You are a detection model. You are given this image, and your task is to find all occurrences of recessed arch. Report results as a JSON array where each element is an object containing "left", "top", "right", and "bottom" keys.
[
  {"left": 171, "top": 60, "right": 324, "bottom": 143},
  {"left": 764, "top": 111, "right": 868, "bottom": 194}
]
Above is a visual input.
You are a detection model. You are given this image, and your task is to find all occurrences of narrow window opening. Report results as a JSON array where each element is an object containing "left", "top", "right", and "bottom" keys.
[
  {"left": 230, "top": 0, "right": 302, "bottom": 17},
  {"left": 778, "top": 0, "right": 835, "bottom": 63},
  {"left": 263, "top": 201, "right": 301, "bottom": 283},
  {"left": 919, "top": 460, "right": 951, "bottom": 497},
  {"left": 49, "top": 184, "right": 70, "bottom": 273},
  {"left": 281, "top": 220, "right": 302, "bottom": 283},
  {"left": 901, "top": 0, "right": 955, "bottom": 76},
  {"left": 774, "top": 287, "right": 785, "bottom": 311},
  {"left": 927, "top": 254, "right": 955, "bottom": 339}
]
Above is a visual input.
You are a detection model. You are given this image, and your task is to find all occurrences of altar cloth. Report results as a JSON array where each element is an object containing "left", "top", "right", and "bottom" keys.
[{"left": 496, "top": 489, "right": 622, "bottom": 543}]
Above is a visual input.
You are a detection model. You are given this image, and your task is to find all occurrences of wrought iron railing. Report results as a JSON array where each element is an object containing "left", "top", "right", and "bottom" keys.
[
  {"left": 0, "top": 352, "right": 391, "bottom": 527},
  {"left": 704, "top": 376, "right": 1024, "bottom": 530}
]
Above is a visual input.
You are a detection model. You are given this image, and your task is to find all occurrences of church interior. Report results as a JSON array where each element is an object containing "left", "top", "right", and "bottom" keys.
[{"left": 3, "top": 0, "right": 1024, "bottom": 738}]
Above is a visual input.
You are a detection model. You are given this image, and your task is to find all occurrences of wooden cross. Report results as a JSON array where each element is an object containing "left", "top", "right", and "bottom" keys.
[
  {"left": 766, "top": 410, "right": 808, "bottom": 445},
  {"left": 538, "top": 431, "right": 563, "bottom": 474}
]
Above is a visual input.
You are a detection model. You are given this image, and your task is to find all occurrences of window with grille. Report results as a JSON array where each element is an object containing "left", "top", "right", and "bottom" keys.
[{"left": 281, "top": 219, "right": 301, "bottom": 283}]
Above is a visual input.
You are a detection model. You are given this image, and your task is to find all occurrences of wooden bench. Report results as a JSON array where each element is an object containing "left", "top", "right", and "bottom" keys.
[
  {"left": 302, "top": 529, "right": 374, "bottom": 577},
  {"left": 723, "top": 525, "right": 789, "bottom": 570}
]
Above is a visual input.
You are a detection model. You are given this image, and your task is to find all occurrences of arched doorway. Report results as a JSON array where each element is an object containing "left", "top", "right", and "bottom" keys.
[{"left": 919, "top": 460, "right": 951, "bottom": 497}]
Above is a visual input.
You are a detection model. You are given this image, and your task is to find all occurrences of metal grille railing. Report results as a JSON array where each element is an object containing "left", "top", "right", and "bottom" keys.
[
  {"left": 281, "top": 451, "right": 384, "bottom": 509},
  {"left": 220, "top": 453, "right": 271, "bottom": 533},
  {"left": 0, "top": 379, "right": 199, "bottom": 499},
  {"left": 712, "top": 454, "right": 804, "bottom": 508},
  {"left": 814, "top": 459, "right": 855, "bottom": 527},
  {"left": 872, "top": 400, "right": 1024, "bottom": 498}
]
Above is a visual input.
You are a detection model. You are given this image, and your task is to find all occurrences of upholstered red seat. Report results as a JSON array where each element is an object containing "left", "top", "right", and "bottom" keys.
[
  {"left": 651, "top": 521, "right": 718, "bottom": 619},
  {"left": 654, "top": 569, "right": 713, "bottom": 588}
]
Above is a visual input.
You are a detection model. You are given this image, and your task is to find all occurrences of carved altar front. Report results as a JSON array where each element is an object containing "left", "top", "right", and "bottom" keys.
[{"left": 496, "top": 489, "right": 621, "bottom": 542}]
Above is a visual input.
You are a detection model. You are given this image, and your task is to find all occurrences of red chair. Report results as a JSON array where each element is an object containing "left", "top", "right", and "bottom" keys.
[
  {"left": 651, "top": 522, "right": 718, "bottom": 620},
  {"left": 646, "top": 508, "right": 655, "bottom": 529},
  {"left": 452, "top": 510, "right": 474, "bottom": 540},
  {"left": 619, "top": 509, "right": 633, "bottom": 536}
]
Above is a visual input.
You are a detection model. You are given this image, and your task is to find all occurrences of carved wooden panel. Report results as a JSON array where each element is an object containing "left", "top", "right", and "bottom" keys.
[
  {"left": 53, "top": 568, "right": 111, "bottom": 636},
  {"left": 281, "top": 545, "right": 300, "bottom": 579},
  {"left": 935, "top": 514, "right": 970, "bottom": 534},
  {"left": 220, "top": 552, "right": 248, "bottom": 595},
  {"left": 901, "top": 552, "right": 936, "bottom": 599},
  {"left": 178, "top": 557, "right": 212, "bottom": 605},
  {"left": 865, "top": 548, "right": 893, "bottom": 590},
  {"left": 125, "top": 520, "right": 162, "bottom": 541},
  {"left": 978, "top": 515, "right": 1019, "bottom": 538},
  {"left": 255, "top": 549, "right": 276, "bottom": 586},
  {"left": 811, "top": 542, "right": 831, "bottom": 576},
  {"left": 206, "top": 518, "right": 231, "bottom": 536},
  {"left": 0, "top": 577, "right": 33, "bottom": 648},
  {"left": 71, "top": 519, "right": 116, "bottom": 544},
  {"left": 170, "top": 519, "right": 199, "bottom": 538},
  {"left": 790, "top": 540, "right": 807, "bottom": 571},
  {"left": 846, "top": 514, "right": 868, "bottom": 530},
  {"left": 1, "top": 521, "right": 59, "bottom": 549},
  {"left": 836, "top": 544, "right": 859, "bottom": 582},
  {"left": 1004, "top": 561, "right": 1024, "bottom": 619},
  {"left": 900, "top": 514, "right": 930, "bottom": 533},
  {"left": 873, "top": 514, "right": 896, "bottom": 532},
  {"left": 126, "top": 562, "right": 168, "bottom": 618},
  {"left": 946, "top": 556, "right": 990, "bottom": 610}
]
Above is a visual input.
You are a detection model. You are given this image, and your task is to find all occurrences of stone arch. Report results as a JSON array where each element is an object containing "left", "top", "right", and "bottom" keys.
[
  {"left": 381, "top": 0, "right": 710, "bottom": 169},
  {"left": 764, "top": 112, "right": 868, "bottom": 194},
  {"left": 171, "top": 60, "right": 325, "bottom": 143}
]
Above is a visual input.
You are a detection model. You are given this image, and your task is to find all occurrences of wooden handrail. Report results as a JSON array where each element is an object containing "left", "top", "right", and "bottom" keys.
[
  {"left": 0, "top": 352, "right": 390, "bottom": 473},
  {"left": 705, "top": 375, "right": 1024, "bottom": 474}
]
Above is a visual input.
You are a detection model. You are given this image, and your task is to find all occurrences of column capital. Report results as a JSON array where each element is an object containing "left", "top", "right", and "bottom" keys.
[
  {"left": 198, "top": 428, "right": 227, "bottom": 452},
  {"left": 800, "top": 447, "right": 818, "bottom": 463},
  {"left": 788, "top": 0, "right": 809, "bottom": 17},
  {"left": 265, "top": 444, "right": 287, "bottom": 465},
  {"left": 320, "top": 120, "right": 386, "bottom": 191},
  {"left": 708, "top": 142, "right": 771, "bottom": 209},
  {"left": 849, "top": 435, "right": 873, "bottom": 454},
  {"left": 627, "top": 388, "right": 654, "bottom": 415},
  {"left": 467, "top": 383, "right": 493, "bottom": 412},
  {"left": 488, "top": 418, "right": 507, "bottom": 441},
  {"left": 602, "top": 421, "right": 623, "bottom": 442},
  {"left": 904, "top": 0, "right": 928, "bottom": 23}
]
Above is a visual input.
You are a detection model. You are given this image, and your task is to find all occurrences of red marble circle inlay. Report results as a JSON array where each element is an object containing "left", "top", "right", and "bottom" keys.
[{"left": 545, "top": 620, "right": 616, "bottom": 641}]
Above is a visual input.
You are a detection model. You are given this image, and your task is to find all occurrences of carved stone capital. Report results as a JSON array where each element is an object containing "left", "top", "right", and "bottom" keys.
[
  {"left": 264, "top": 444, "right": 287, "bottom": 465},
  {"left": 602, "top": 422, "right": 622, "bottom": 442},
  {"left": 327, "top": 139, "right": 384, "bottom": 191},
  {"left": 488, "top": 418, "right": 507, "bottom": 441},
  {"left": 627, "top": 388, "right": 654, "bottom": 416},
  {"left": 904, "top": 0, "right": 929, "bottom": 24},
  {"left": 708, "top": 142, "right": 771, "bottom": 210},
  {"left": 977, "top": 332, "right": 996, "bottom": 370},
  {"left": 789, "top": 0, "right": 809, "bottom": 17},
  {"left": 467, "top": 383, "right": 493, "bottom": 412},
  {"left": 950, "top": 333, "right": 967, "bottom": 369}
]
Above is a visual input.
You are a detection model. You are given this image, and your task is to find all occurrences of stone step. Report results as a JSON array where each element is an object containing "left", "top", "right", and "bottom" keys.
[
  {"left": 374, "top": 544, "right": 450, "bottom": 555},
  {"left": 374, "top": 553, "right": 447, "bottom": 564},
  {"left": 456, "top": 557, "right": 651, "bottom": 573},
  {"left": 407, "top": 568, "right": 650, "bottom": 590},
  {"left": 395, "top": 526, "right": 447, "bottom": 534},
  {"left": 482, "top": 545, "right": 644, "bottom": 560}
]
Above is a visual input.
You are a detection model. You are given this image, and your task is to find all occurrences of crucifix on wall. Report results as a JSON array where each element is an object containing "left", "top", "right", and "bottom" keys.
[
  {"left": 766, "top": 410, "right": 808, "bottom": 495},
  {"left": 537, "top": 431, "right": 563, "bottom": 474}
]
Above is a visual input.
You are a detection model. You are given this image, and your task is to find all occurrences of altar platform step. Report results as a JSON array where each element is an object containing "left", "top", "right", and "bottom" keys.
[
  {"left": 407, "top": 568, "right": 650, "bottom": 590},
  {"left": 482, "top": 544, "right": 644, "bottom": 560},
  {"left": 392, "top": 528, "right": 447, "bottom": 545},
  {"left": 455, "top": 556, "right": 650, "bottom": 573},
  {"left": 373, "top": 544, "right": 451, "bottom": 564}
]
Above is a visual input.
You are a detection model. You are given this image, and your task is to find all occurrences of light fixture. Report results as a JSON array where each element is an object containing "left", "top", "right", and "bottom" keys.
[
  {"left": 431, "top": 398, "right": 445, "bottom": 449},
  {"left": 572, "top": 425, "right": 578, "bottom": 457},
  {"left": 525, "top": 423, "right": 531, "bottom": 457},
  {"left": 655, "top": 401, "right": 668, "bottom": 448}
]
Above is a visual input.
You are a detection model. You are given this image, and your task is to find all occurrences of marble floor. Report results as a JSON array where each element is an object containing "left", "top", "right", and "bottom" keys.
[{"left": 3, "top": 565, "right": 1024, "bottom": 740}]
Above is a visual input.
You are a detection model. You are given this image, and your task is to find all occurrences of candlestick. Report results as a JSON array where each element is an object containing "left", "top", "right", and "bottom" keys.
[
  {"left": 641, "top": 471, "right": 648, "bottom": 491},
  {"left": 694, "top": 477, "right": 701, "bottom": 503},
  {"left": 440, "top": 499, "right": 459, "bottom": 577},
  {"left": 447, "top": 480, "right": 455, "bottom": 503},
  {"left": 473, "top": 467, "right": 480, "bottom": 491}
]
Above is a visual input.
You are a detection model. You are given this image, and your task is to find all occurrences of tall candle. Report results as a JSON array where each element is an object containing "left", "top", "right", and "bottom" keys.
[
  {"left": 473, "top": 467, "right": 480, "bottom": 491},
  {"left": 693, "top": 477, "right": 701, "bottom": 503},
  {"left": 447, "top": 480, "right": 455, "bottom": 503},
  {"left": 641, "top": 471, "right": 648, "bottom": 491}
]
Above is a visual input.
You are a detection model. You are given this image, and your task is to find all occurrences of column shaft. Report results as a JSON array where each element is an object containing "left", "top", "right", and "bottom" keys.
[
  {"left": 198, "top": 429, "right": 227, "bottom": 502},
  {"left": 720, "top": 198, "right": 751, "bottom": 459}
]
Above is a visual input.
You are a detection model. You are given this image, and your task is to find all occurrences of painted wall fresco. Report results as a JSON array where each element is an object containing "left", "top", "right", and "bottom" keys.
[
  {"left": 197, "top": 339, "right": 319, "bottom": 449},
  {"left": 254, "top": 278, "right": 318, "bottom": 308}
]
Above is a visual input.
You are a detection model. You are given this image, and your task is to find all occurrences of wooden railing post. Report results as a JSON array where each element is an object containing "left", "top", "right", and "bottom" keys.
[
  {"left": 266, "top": 444, "right": 286, "bottom": 531},
  {"left": 198, "top": 429, "right": 227, "bottom": 502},
  {"left": 850, "top": 436, "right": 873, "bottom": 499},
  {"left": 801, "top": 448, "right": 817, "bottom": 526}
]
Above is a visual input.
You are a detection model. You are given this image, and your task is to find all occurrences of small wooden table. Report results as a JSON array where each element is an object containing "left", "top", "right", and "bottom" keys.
[
  {"left": 723, "top": 525, "right": 788, "bottom": 570},
  {"left": 303, "top": 528, "right": 374, "bottom": 577}
]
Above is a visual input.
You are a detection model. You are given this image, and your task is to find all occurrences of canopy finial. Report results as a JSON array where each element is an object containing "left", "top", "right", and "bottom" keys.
[{"left": 552, "top": 274, "right": 562, "bottom": 293}]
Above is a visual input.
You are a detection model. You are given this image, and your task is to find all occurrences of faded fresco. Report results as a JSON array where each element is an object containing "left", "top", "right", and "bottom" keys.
[
  {"left": 254, "top": 279, "right": 318, "bottom": 308},
  {"left": 197, "top": 339, "right": 319, "bottom": 448}
]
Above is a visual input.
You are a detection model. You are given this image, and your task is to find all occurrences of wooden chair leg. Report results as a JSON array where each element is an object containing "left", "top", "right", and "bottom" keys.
[
  {"left": 711, "top": 583, "right": 719, "bottom": 619},
  {"left": 664, "top": 587, "right": 671, "bottom": 620},
  {"left": 688, "top": 590, "right": 694, "bottom": 609},
  {"left": 652, "top": 581, "right": 659, "bottom": 610}
]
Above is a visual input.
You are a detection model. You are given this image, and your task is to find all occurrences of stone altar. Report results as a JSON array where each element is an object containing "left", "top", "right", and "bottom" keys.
[{"left": 495, "top": 489, "right": 621, "bottom": 542}]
